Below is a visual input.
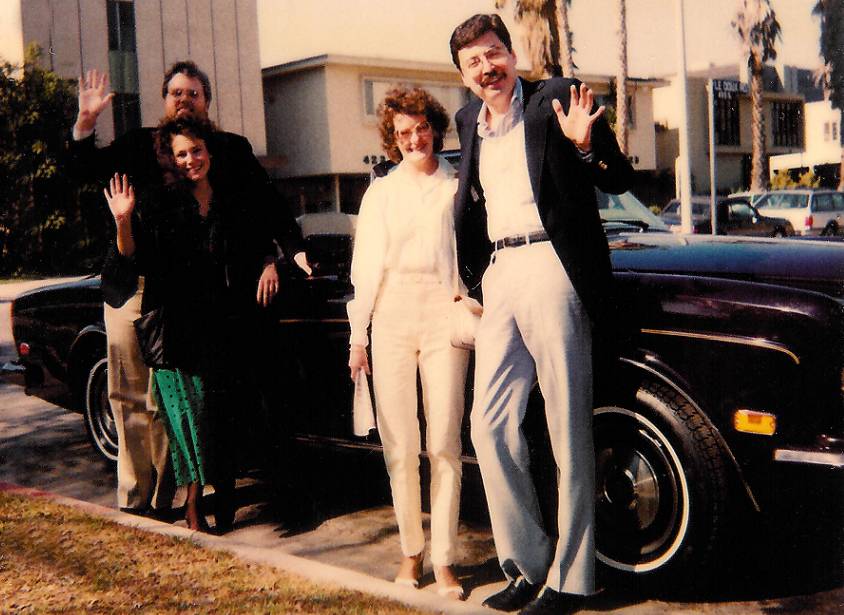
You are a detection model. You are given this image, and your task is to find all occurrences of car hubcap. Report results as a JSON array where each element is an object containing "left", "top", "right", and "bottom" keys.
[{"left": 594, "top": 406, "right": 690, "bottom": 572}]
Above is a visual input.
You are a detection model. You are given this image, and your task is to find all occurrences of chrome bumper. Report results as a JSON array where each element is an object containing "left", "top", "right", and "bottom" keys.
[{"left": 774, "top": 448, "right": 844, "bottom": 468}]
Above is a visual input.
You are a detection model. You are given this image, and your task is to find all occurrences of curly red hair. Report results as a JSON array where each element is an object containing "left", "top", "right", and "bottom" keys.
[{"left": 377, "top": 86, "right": 450, "bottom": 163}]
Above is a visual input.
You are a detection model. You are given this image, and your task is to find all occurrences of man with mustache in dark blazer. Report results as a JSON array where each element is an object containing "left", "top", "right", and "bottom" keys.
[{"left": 449, "top": 14, "right": 633, "bottom": 615}]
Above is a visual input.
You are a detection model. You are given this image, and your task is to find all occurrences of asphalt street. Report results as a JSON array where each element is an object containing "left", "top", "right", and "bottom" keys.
[{"left": 1, "top": 278, "right": 842, "bottom": 613}]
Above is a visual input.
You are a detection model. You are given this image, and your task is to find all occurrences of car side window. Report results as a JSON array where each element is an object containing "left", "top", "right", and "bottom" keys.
[
  {"left": 830, "top": 193, "right": 844, "bottom": 212},
  {"left": 729, "top": 203, "right": 753, "bottom": 220},
  {"left": 814, "top": 194, "right": 832, "bottom": 212}
]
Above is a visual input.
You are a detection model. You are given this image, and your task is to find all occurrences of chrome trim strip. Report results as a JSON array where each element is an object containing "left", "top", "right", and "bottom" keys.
[
  {"left": 292, "top": 434, "right": 479, "bottom": 465},
  {"left": 641, "top": 328, "right": 800, "bottom": 365},
  {"left": 774, "top": 449, "right": 844, "bottom": 467}
]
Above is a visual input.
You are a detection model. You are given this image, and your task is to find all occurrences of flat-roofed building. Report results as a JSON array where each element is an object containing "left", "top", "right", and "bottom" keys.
[{"left": 263, "top": 54, "right": 664, "bottom": 215}]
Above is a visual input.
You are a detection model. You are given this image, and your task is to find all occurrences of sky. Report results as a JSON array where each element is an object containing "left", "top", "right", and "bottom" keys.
[{"left": 256, "top": 0, "right": 823, "bottom": 78}]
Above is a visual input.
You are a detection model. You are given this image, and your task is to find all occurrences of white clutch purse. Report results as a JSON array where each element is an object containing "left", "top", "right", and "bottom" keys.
[
  {"left": 352, "top": 369, "right": 376, "bottom": 436},
  {"left": 450, "top": 295, "right": 482, "bottom": 350}
]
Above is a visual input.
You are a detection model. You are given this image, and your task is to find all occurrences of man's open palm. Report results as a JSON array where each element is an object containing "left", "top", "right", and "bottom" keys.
[
  {"left": 552, "top": 83, "right": 604, "bottom": 152},
  {"left": 77, "top": 69, "right": 114, "bottom": 132}
]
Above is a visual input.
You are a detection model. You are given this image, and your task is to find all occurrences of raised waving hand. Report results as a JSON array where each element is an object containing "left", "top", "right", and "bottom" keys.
[
  {"left": 75, "top": 69, "right": 115, "bottom": 134},
  {"left": 552, "top": 83, "right": 605, "bottom": 153}
]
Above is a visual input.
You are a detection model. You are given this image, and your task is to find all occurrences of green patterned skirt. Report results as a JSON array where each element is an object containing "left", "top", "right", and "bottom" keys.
[{"left": 153, "top": 368, "right": 216, "bottom": 487}]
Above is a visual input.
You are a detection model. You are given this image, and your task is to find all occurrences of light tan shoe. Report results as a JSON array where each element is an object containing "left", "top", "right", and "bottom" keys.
[
  {"left": 394, "top": 552, "right": 424, "bottom": 588},
  {"left": 434, "top": 565, "right": 464, "bottom": 601}
]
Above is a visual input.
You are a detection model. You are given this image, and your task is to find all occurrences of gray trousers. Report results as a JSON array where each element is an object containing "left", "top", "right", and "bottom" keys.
[
  {"left": 470, "top": 241, "right": 595, "bottom": 595},
  {"left": 103, "top": 279, "right": 174, "bottom": 511}
]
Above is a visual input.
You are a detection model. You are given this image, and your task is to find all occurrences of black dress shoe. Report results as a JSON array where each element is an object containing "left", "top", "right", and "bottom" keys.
[
  {"left": 482, "top": 577, "right": 541, "bottom": 612},
  {"left": 519, "top": 588, "right": 585, "bottom": 615}
]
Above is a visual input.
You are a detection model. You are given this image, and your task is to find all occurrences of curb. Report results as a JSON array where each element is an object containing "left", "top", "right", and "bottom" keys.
[{"left": 0, "top": 482, "right": 499, "bottom": 615}]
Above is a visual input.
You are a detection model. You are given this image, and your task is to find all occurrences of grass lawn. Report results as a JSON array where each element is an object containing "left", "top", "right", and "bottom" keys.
[{"left": 0, "top": 493, "right": 429, "bottom": 614}]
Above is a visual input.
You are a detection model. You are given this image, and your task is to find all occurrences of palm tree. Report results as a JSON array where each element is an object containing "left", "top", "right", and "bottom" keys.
[
  {"left": 732, "top": 0, "right": 781, "bottom": 192},
  {"left": 495, "top": 0, "right": 560, "bottom": 78},
  {"left": 813, "top": 0, "right": 844, "bottom": 189},
  {"left": 615, "top": 0, "right": 629, "bottom": 155},
  {"left": 496, "top": 0, "right": 576, "bottom": 79},
  {"left": 556, "top": 0, "right": 575, "bottom": 78}
]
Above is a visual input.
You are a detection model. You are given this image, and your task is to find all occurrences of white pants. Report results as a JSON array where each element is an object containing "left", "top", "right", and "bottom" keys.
[
  {"left": 371, "top": 273, "right": 469, "bottom": 565},
  {"left": 471, "top": 242, "right": 595, "bottom": 595},
  {"left": 103, "top": 279, "right": 174, "bottom": 511}
]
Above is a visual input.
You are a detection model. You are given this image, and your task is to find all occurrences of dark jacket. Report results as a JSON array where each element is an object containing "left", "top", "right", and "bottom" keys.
[
  {"left": 454, "top": 77, "right": 633, "bottom": 326},
  {"left": 68, "top": 127, "right": 304, "bottom": 306},
  {"left": 103, "top": 183, "right": 275, "bottom": 371}
]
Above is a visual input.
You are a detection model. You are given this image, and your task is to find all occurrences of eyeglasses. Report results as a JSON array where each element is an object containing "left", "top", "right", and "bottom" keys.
[
  {"left": 167, "top": 88, "right": 201, "bottom": 100},
  {"left": 394, "top": 121, "right": 432, "bottom": 143}
]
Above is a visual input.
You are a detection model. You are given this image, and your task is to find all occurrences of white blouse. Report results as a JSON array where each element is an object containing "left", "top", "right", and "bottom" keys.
[{"left": 347, "top": 155, "right": 461, "bottom": 347}]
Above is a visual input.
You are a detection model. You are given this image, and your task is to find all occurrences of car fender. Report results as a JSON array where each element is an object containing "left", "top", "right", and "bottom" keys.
[
  {"left": 608, "top": 353, "right": 761, "bottom": 513},
  {"left": 67, "top": 325, "right": 107, "bottom": 404}
]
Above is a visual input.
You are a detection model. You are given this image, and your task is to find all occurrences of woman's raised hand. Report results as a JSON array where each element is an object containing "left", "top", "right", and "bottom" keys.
[{"left": 103, "top": 173, "right": 135, "bottom": 222}]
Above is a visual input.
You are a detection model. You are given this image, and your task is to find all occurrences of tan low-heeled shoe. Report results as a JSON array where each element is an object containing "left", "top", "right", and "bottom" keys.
[
  {"left": 394, "top": 552, "right": 424, "bottom": 588},
  {"left": 434, "top": 565, "right": 464, "bottom": 600}
]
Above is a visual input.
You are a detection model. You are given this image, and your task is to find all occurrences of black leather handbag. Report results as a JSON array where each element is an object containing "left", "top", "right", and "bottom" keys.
[{"left": 133, "top": 308, "right": 170, "bottom": 369}]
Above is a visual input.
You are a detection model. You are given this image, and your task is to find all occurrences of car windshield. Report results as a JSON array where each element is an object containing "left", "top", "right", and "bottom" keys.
[
  {"left": 757, "top": 193, "right": 810, "bottom": 209},
  {"left": 597, "top": 189, "right": 668, "bottom": 231}
]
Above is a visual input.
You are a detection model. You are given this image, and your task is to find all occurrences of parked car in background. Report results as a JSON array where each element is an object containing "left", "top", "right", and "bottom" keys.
[
  {"left": 6, "top": 171, "right": 843, "bottom": 587},
  {"left": 728, "top": 189, "right": 766, "bottom": 207},
  {"left": 661, "top": 196, "right": 794, "bottom": 237},
  {"left": 755, "top": 189, "right": 844, "bottom": 236}
]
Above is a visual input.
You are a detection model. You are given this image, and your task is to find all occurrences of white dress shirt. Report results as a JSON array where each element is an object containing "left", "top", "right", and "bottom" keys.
[
  {"left": 347, "top": 155, "right": 460, "bottom": 347},
  {"left": 477, "top": 79, "right": 545, "bottom": 242}
]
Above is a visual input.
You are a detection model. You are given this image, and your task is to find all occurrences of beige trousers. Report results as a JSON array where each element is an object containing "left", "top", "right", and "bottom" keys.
[
  {"left": 471, "top": 242, "right": 595, "bottom": 595},
  {"left": 103, "top": 278, "right": 174, "bottom": 510},
  {"left": 371, "top": 273, "right": 469, "bottom": 566}
]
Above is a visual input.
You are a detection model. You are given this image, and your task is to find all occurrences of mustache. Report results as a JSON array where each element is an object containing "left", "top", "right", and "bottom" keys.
[{"left": 480, "top": 69, "right": 505, "bottom": 87}]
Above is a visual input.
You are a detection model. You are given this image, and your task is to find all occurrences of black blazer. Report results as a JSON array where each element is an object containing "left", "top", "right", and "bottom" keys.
[
  {"left": 68, "top": 126, "right": 305, "bottom": 304},
  {"left": 454, "top": 77, "right": 633, "bottom": 325},
  {"left": 102, "top": 184, "right": 276, "bottom": 370}
]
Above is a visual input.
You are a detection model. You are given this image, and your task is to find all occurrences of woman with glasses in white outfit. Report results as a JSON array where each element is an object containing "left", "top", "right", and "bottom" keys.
[{"left": 347, "top": 86, "right": 470, "bottom": 600}]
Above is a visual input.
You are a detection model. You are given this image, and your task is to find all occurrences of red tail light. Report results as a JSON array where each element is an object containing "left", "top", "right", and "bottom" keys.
[
  {"left": 18, "top": 342, "right": 30, "bottom": 357},
  {"left": 804, "top": 215, "right": 813, "bottom": 229}
]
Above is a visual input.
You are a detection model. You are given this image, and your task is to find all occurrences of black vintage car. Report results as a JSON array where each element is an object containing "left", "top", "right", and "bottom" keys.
[{"left": 6, "top": 191, "right": 844, "bottom": 586}]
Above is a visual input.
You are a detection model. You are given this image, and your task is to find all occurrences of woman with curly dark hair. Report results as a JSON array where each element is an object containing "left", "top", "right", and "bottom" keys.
[
  {"left": 102, "top": 117, "right": 279, "bottom": 533},
  {"left": 347, "top": 86, "right": 470, "bottom": 599}
]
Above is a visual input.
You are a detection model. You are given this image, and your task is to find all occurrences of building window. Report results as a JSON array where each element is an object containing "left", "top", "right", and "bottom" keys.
[
  {"left": 714, "top": 94, "right": 740, "bottom": 146},
  {"left": 772, "top": 101, "right": 803, "bottom": 148},
  {"left": 833, "top": 121, "right": 840, "bottom": 143},
  {"left": 362, "top": 77, "right": 470, "bottom": 126},
  {"left": 106, "top": 0, "right": 140, "bottom": 136}
]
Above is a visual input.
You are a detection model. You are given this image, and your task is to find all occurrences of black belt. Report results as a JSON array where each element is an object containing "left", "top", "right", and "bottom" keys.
[{"left": 491, "top": 230, "right": 550, "bottom": 251}]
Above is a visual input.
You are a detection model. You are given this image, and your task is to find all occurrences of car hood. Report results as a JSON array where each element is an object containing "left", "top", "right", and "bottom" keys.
[{"left": 610, "top": 233, "right": 844, "bottom": 299}]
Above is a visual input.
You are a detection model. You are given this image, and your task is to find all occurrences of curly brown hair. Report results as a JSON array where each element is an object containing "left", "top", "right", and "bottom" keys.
[
  {"left": 377, "top": 86, "right": 450, "bottom": 163},
  {"left": 154, "top": 116, "right": 217, "bottom": 186}
]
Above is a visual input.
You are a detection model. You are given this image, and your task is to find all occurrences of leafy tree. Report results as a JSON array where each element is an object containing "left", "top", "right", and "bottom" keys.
[
  {"left": 813, "top": 0, "right": 843, "bottom": 189},
  {"left": 732, "top": 0, "right": 781, "bottom": 192},
  {"left": 0, "top": 45, "right": 105, "bottom": 276},
  {"left": 771, "top": 168, "right": 821, "bottom": 189}
]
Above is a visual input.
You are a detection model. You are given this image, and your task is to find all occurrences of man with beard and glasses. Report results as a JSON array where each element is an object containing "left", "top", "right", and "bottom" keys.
[
  {"left": 68, "top": 61, "right": 310, "bottom": 531},
  {"left": 448, "top": 14, "right": 633, "bottom": 615}
]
